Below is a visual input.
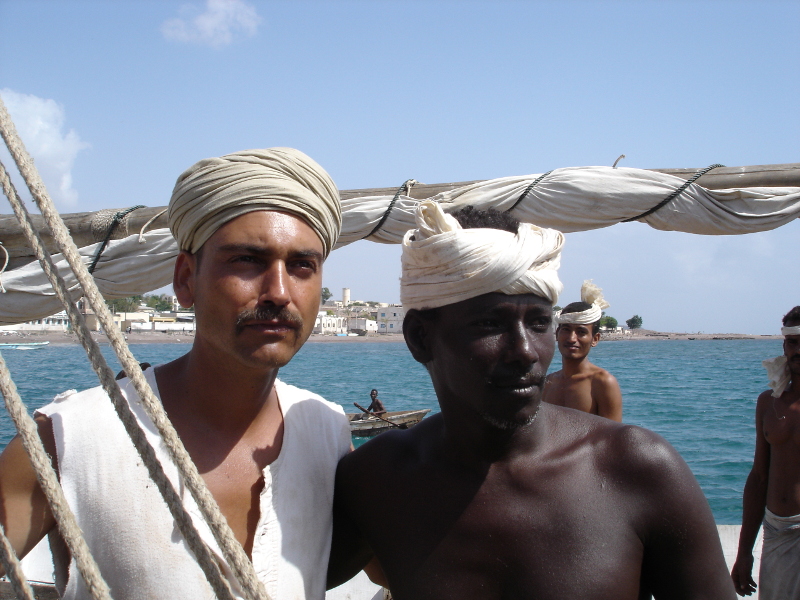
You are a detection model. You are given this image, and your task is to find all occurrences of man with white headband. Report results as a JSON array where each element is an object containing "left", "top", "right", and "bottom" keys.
[
  {"left": 733, "top": 306, "right": 800, "bottom": 599},
  {"left": 542, "top": 280, "right": 623, "bottom": 421},
  {"left": 0, "top": 148, "right": 351, "bottom": 599},
  {"left": 329, "top": 202, "right": 734, "bottom": 599}
]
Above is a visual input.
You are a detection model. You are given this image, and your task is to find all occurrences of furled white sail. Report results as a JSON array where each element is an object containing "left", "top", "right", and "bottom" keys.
[{"left": 2, "top": 165, "right": 799, "bottom": 324}]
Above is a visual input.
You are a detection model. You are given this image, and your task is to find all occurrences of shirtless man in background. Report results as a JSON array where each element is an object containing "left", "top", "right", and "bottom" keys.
[
  {"left": 732, "top": 306, "right": 800, "bottom": 599},
  {"left": 542, "top": 281, "right": 622, "bottom": 421},
  {"left": 329, "top": 203, "right": 734, "bottom": 599}
]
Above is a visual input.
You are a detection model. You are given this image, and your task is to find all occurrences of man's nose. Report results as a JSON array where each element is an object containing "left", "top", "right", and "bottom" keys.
[
  {"left": 259, "top": 262, "right": 291, "bottom": 306},
  {"left": 506, "top": 323, "right": 539, "bottom": 365}
]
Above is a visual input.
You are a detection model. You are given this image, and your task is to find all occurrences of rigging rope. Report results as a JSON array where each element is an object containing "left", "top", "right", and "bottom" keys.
[
  {"left": 1, "top": 97, "right": 267, "bottom": 599},
  {"left": 0, "top": 522, "right": 36, "bottom": 600},
  {"left": 88, "top": 205, "right": 146, "bottom": 274}
]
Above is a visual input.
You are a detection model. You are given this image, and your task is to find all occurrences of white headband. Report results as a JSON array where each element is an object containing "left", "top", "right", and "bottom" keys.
[
  {"left": 400, "top": 201, "right": 564, "bottom": 310},
  {"left": 555, "top": 280, "right": 609, "bottom": 325},
  {"left": 763, "top": 325, "right": 800, "bottom": 397}
]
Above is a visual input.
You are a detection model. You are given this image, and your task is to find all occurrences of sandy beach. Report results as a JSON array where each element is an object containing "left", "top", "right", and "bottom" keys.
[{"left": 0, "top": 329, "right": 781, "bottom": 346}]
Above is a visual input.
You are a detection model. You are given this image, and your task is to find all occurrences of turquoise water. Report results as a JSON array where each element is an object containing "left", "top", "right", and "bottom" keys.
[{"left": 0, "top": 339, "right": 782, "bottom": 524}]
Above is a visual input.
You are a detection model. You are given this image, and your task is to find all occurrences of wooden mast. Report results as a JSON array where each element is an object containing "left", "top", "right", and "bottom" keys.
[{"left": 1, "top": 162, "right": 798, "bottom": 270}]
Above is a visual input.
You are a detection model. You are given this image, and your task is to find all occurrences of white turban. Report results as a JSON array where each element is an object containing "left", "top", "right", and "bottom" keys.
[
  {"left": 168, "top": 148, "right": 341, "bottom": 257},
  {"left": 764, "top": 325, "right": 800, "bottom": 397},
  {"left": 400, "top": 200, "right": 564, "bottom": 310},
  {"left": 555, "top": 280, "right": 610, "bottom": 325}
]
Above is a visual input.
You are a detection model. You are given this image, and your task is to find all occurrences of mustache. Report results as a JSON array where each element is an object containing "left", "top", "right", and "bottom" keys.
[{"left": 235, "top": 305, "right": 303, "bottom": 333}]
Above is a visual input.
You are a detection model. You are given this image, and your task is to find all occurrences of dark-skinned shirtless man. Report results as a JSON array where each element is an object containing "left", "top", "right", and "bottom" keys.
[
  {"left": 543, "top": 281, "right": 623, "bottom": 421},
  {"left": 329, "top": 202, "right": 735, "bottom": 600},
  {"left": 0, "top": 148, "right": 351, "bottom": 598},
  {"left": 732, "top": 306, "right": 800, "bottom": 599}
]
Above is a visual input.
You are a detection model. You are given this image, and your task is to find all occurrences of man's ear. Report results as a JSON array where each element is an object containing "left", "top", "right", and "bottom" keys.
[
  {"left": 591, "top": 331, "right": 601, "bottom": 347},
  {"left": 403, "top": 310, "right": 433, "bottom": 365},
  {"left": 173, "top": 250, "right": 197, "bottom": 308}
]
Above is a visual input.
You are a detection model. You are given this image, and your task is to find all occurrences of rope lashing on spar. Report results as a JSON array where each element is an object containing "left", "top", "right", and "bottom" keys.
[
  {"left": 622, "top": 164, "right": 725, "bottom": 222},
  {"left": 87, "top": 205, "right": 145, "bottom": 274},
  {"left": 507, "top": 170, "right": 553, "bottom": 213},
  {"left": 0, "top": 97, "right": 269, "bottom": 599},
  {"left": 366, "top": 178, "right": 418, "bottom": 238}
]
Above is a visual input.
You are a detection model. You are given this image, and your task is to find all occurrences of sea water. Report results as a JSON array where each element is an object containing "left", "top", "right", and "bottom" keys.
[{"left": 0, "top": 338, "right": 783, "bottom": 524}]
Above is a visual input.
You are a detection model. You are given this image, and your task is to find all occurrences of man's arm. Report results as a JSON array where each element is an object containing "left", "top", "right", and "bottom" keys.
[
  {"left": 616, "top": 426, "right": 736, "bottom": 599},
  {"left": 594, "top": 371, "right": 622, "bottom": 422},
  {"left": 0, "top": 416, "right": 57, "bottom": 573},
  {"left": 731, "top": 391, "right": 770, "bottom": 597}
]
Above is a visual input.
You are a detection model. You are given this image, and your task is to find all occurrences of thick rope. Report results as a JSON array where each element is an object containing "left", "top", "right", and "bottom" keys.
[
  {"left": 0, "top": 350, "right": 112, "bottom": 600},
  {"left": 0, "top": 242, "right": 8, "bottom": 292},
  {"left": 507, "top": 170, "right": 553, "bottom": 213},
  {"left": 366, "top": 178, "right": 418, "bottom": 238},
  {"left": 0, "top": 158, "right": 235, "bottom": 600},
  {"left": 88, "top": 205, "right": 145, "bottom": 274},
  {"left": 0, "top": 523, "right": 36, "bottom": 600},
  {"left": 0, "top": 97, "right": 268, "bottom": 600},
  {"left": 622, "top": 163, "right": 725, "bottom": 222}
]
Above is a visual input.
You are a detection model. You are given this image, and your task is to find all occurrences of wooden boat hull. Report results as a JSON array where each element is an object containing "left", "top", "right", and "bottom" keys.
[{"left": 347, "top": 409, "right": 431, "bottom": 437}]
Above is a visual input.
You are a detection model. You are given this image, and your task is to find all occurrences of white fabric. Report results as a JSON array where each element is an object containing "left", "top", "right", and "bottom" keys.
[
  {"left": 169, "top": 148, "right": 341, "bottom": 256},
  {"left": 763, "top": 356, "right": 791, "bottom": 398},
  {"left": 36, "top": 368, "right": 351, "bottom": 600},
  {"left": 400, "top": 200, "right": 563, "bottom": 310},
  {"left": 555, "top": 280, "right": 609, "bottom": 325},
  {"left": 759, "top": 509, "right": 800, "bottom": 600},
  {"left": 782, "top": 326, "right": 800, "bottom": 336},
  {"left": 3, "top": 165, "right": 800, "bottom": 324}
]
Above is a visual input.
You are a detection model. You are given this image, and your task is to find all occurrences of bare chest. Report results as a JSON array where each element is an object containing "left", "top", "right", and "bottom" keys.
[
  {"left": 764, "top": 398, "right": 800, "bottom": 447},
  {"left": 545, "top": 375, "right": 596, "bottom": 414}
]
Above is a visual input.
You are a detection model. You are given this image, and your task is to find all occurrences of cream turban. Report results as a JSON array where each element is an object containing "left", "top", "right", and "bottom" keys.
[
  {"left": 764, "top": 325, "right": 800, "bottom": 397},
  {"left": 400, "top": 201, "right": 564, "bottom": 310},
  {"left": 168, "top": 148, "right": 341, "bottom": 257},
  {"left": 555, "top": 280, "right": 610, "bottom": 325}
]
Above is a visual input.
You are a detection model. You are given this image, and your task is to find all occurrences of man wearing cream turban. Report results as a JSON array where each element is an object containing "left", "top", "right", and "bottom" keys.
[
  {"left": 734, "top": 306, "right": 800, "bottom": 599},
  {"left": 330, "top": 202, "right": 734, "bottom": 599},
  {"left": 1, "top": 148, "right": 352, "bottom": 599},
  {"left": 542, "top": 280, "right": 623, "bottom": 421}
]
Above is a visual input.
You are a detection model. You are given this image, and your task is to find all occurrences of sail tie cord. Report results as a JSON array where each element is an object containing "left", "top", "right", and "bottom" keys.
[
  {"left": 139, "top": 208, "right": 168, "bottom": 243},
  {"left": 507, "top": 170, "right": 553, "bottom": 213},
  {"left": 0, "top": 157, "right": 236, "bottom": 600},
  {"left": 0, "top": 98, "right": 267, "bottom": 599},
  {"left": 0, "top": 242, "right": 8, "bottom": 293},
  {"left": 622, "top": 164, "right": 725, "bottom": 222},
  {"left": 366, "top": 178, "right": 418, "bottom": 239},
  {"left": 88, "top": 206, "right": 146, "bottom": 274}
]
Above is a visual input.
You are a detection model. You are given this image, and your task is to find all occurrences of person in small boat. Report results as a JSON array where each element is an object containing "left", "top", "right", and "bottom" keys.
[
  {"left": 362, "top": 389, "right": 386, "bottom": 418},
  {"left": 732, "top": 306, "right": 800, "bottom": 599},
  {"left": 0, "top": 148, "right": 352, "bottom": 599},
  {"left": 328, "top": 202, "right": 735, "bottom": 599},
  {"left": 541, "top": 280, "right": 623, "bottom": 421}
]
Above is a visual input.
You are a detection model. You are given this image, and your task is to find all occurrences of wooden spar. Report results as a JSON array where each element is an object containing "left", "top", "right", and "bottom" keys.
[{"left": 1, "top": 162, "right": 799, "bottom": 269}]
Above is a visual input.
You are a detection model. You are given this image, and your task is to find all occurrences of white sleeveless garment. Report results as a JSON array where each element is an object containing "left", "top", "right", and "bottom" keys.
[{"left": 36, "top": 367, "right": 351, "bottom": 600}]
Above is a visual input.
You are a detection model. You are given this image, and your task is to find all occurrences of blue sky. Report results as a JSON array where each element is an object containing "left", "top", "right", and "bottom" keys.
[{"left": 1, "top": 0, "right": 798, "bottom": 334}]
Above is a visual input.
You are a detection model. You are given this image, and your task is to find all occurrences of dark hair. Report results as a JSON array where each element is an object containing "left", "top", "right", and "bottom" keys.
[
  {"left": 559, "top": 301, "right": 600, "bottom": 335},
  {"left": 370, "top": 389, "right": 378, "bottom": 394},
  {"left": 449, "top": 206, "right": 519, "bottom": 233},
  {"left": 783, "top": 306, "right": 800, "bottom": 326}
]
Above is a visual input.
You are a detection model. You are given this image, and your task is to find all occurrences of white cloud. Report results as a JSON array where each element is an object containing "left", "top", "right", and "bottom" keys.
[
  {"left": 161, "top": 0, "right": 261, "bottom": 48},
  {"left": 0, "top": 89, "right": 89, "bottom": 209}
]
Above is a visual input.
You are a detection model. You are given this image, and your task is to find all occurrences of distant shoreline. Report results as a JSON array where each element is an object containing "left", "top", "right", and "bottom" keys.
[{"left": 0, "top": 329, "right": 782, "bottom": 346}]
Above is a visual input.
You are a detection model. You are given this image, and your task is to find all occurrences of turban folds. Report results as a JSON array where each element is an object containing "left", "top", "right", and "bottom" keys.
[
  {"left": 168, "top": 148, "right": 341, "bottom": 257},
  {"left": 400, "top": 201, "right": 564, "bottom": 310},
  {"left": 765, "top": 325, "right": 800, "bottom": 397},
  {"left": 555, "top": 280, "right": 610, "bottom": 325}
]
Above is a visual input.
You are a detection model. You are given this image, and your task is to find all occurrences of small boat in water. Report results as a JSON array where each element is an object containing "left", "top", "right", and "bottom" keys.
[
  {"left": 0, "top": 341, "right": 50, "bottom": 350},
  {"left": 347, "top": 409, "right": 431, "bottom": 437}
]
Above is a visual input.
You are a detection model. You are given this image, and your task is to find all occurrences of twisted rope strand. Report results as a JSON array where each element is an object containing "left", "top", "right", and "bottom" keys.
[
  {"left": 0, "top": 96, "right": 268, "bottom": 600},
  {"left": 0, "top": 158, "right": 237, "bottom": 600},
  {"left": 0, "top": 522, "right": 36, "bottom": 600}
]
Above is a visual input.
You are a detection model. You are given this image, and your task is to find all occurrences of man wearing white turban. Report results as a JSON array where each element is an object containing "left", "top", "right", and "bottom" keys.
[
  {"left": 0, "top": 148, "right": 351, "bottom": 599},
  {"left": 542, "top": 280, "right": 623, "bottom": 421},
  {"left": 329, "top": 203, "right": 735, "bottom": 599},
  {"left": 733, "top": 306, "right": 800, "bottom": 599}
]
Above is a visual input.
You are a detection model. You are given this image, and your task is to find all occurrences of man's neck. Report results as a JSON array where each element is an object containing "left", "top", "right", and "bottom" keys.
[{"left": 560, "top": 355, "right": 594, "bottom": 376}]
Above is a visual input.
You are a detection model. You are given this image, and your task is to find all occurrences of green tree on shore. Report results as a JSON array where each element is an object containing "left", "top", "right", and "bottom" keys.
[
  {"left": 599, "top": 316, "right": 618, "bottom": 329},
  {"left": 321, "top": 287, "right": 333, "bottom": 302},
  {"left": 626, "top": 315, "right": 643, "bottom": 329}
]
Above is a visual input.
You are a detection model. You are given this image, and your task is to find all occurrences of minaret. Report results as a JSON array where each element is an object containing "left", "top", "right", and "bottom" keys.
[{"left": 342, "top": 287, "right": 351, "bottom": 306}]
